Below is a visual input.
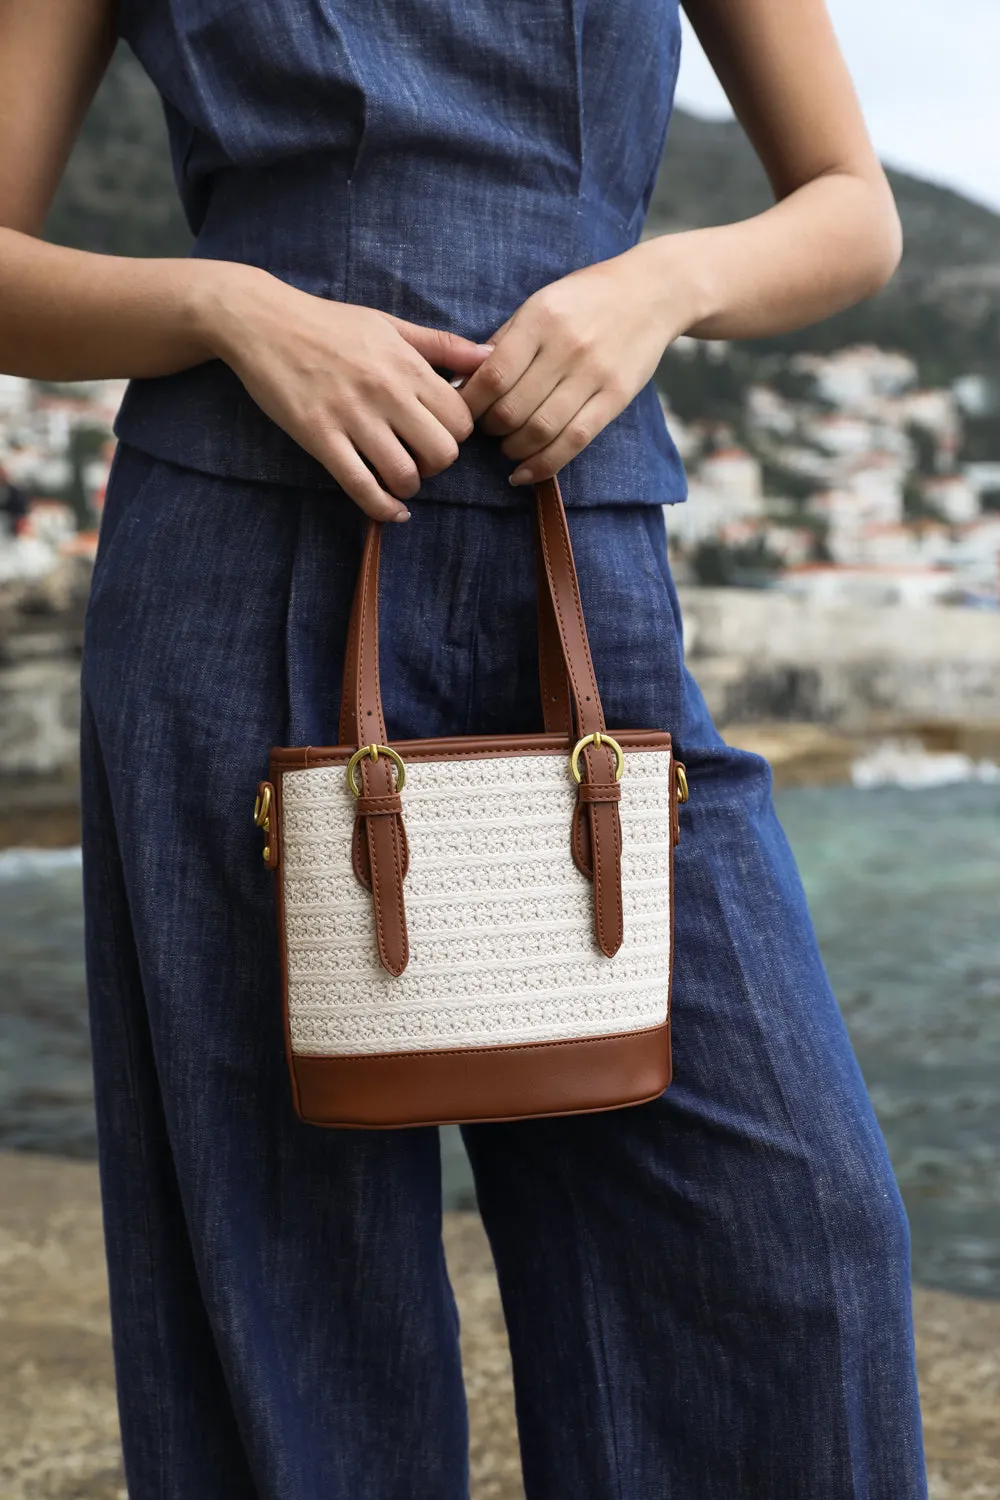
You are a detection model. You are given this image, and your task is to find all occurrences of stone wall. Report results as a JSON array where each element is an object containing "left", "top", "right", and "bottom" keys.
[
  {"left": 1, "top": 571, "right": 999, "bottom": 790},
  {"left": 0, "top": 562, "right": 89, "bottom": 780},
  {"left": 677, "top": 587, "right": 1000, "bottom": 730}
]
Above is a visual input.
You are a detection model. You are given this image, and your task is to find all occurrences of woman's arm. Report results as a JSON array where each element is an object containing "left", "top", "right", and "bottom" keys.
[
  {"left": 639, "top": 0, "right": 903, "bottom": 339},
  {"left": 0, "top": 0, "right": 492, "bottom": 519},
  {"left": 461, "top": 0, "right": 902, "bottom": 484}
]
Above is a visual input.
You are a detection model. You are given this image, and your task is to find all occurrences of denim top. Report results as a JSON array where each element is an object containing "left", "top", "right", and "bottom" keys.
[{"left": 113, "top": 0, "right": 688, "bottom": 507}]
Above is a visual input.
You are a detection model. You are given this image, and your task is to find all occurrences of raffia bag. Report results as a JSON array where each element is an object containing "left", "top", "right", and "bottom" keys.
[{"left": 253, "top": 475, "right": 687, "bottom": 1128}]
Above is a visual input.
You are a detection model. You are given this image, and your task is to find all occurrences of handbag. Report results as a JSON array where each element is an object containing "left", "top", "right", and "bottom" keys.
[{"left": 253, "top": 474, "right": 688, "bottom": 1128}]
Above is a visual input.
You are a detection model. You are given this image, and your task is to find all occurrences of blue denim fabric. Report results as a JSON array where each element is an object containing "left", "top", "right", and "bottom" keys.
[
  {"left": 80, "top": 441, "right": 927, "bottom": 1499},
  {"left": 111, "top": 0, "right": 689, "bottom": 505}
]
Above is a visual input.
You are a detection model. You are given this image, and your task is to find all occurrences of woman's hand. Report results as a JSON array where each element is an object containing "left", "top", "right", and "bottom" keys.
[
  {"left": 456, "top": 241, "right": 694, "bottom": 487},
  {"left": 203, "top": 264, "right": 495, "bottom": 520}
]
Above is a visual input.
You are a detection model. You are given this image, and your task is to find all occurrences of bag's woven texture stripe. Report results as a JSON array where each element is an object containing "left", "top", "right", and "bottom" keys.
[{"left": 280, "top": 750, "right": 673, "bottom": 1054}]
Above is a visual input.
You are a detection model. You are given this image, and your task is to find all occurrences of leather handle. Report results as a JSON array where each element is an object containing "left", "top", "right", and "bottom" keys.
[
  {"left": 337, "top": 472, "right": 624, "bottom": 961},
  {"left": 338, "top": 475, "right": 602, "bottom": 747}
]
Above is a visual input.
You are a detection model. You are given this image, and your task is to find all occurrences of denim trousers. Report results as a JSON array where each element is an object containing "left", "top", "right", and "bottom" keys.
[{"left": 79, "top": 441, "right": 928, "bottom": 1500}]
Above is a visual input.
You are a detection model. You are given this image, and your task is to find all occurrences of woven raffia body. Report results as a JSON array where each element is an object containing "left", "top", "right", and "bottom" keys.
[{"left": 280, "top": 749, "right": 674, "bottom": 1056}]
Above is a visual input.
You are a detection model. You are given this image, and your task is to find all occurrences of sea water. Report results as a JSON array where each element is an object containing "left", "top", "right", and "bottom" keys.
[{"left": 1, "top": 780, "right": 998, "bottom": 1298}]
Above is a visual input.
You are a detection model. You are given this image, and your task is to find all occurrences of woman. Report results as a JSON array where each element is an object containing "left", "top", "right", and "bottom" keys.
[{"left": 0, "top": 1, "right": 928, "bottom": 1496}]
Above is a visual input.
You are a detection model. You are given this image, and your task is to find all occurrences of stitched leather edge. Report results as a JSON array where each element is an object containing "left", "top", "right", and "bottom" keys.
[{"left": 290, "top": 1023, "right": 673, "bottom": 1128}]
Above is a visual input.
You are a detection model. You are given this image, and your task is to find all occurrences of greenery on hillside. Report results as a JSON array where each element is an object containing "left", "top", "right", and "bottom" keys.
[{"left": 46, "top": 44, "right": 1000, "bottom": 387}]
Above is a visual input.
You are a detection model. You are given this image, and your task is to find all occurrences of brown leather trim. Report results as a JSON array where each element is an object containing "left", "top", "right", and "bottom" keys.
[
  {"left": 290, "top": 1024, "right": 672, "bottom": 1129},
  {"left": 351, "top": 812, "right": 409, "bottom": 891},
  {"left": 271, "top": 728, "right": 672, "bottom": 773},
  {"left": 535, "top": 501, "right": 573, "bottom": 735},
  {"left": 271, "top": 770, "right": 305, "bottom": 1120},
  {"left": 571, "top": 801, "right": 592, "bottom": 878},
  {"left": 355, "top": 791, "right": 404, "bottom": 816},
  {"left": 577, "top": 779, "right": 621, "bottom": 803},
  {"left": 351, "top": 818, "right": 371, "bottom": 890},
  {"left": 588, "top": 790, "right": 624, "bottom": 957},
  {"left": 535, "top": 476, "right": 606, "bottom": 741},
  {"left": 334, "top": 521, "right": 410, "bottom": 974}
]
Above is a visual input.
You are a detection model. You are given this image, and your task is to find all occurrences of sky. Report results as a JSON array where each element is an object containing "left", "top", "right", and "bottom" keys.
[{"left": 675, "top": 0, "right": 1000, "bottom": 215}]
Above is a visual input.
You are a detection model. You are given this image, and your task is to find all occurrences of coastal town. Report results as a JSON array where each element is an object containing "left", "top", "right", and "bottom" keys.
[
  {"left": 662, "top": 339, "right": 1000, "bottom": 606},
  {"left": 1, "top": 342, "right": 999, "bottom": 608}
]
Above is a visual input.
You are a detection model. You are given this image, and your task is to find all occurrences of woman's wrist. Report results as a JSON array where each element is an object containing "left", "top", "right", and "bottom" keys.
[
  {"left": 182, "top": 257, "right": 276, "bottom": 365},
  {"left": 623, "top": 233, "right": 721, "bottom": 345}
]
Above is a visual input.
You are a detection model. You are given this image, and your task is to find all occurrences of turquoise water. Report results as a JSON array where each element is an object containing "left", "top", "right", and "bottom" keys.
[{"left": 1, "top": 782, "right": 998, "bottom": 1297}]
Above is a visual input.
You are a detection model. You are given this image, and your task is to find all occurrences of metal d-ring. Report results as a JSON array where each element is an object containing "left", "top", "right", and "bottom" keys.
[
  {"left": 569, "top": 730, "right": 624, "bottom": 785},
  {"left": 345, "top": 742, "right": 407, "bottom": 797}
]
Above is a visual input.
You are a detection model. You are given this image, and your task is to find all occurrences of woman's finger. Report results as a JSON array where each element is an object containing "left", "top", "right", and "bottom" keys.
[
  {"left": 314, "top": 428, "right": 413, "bottom": 521},
  {"left": 494, "top": 374, "right": 597, "bottom": 462},
  {"left": 458, "top": 317, "right": 539, "bottom": 421},
  {"left": 344, "top": 410, "right": 428, "bottom": 501},
  {"left": 386, "top": 395, "right": 466, "bottom": 477},
  {"left": 386, "top": 316, "right": 494, "bottom": 375},
  {"left": 413, "top": 372, "right": 477, "bottom": 446},
  {"left": 474, "top": 341, "right": 582, "bottom": 440},
  {"left": 508, "top": 388, "right": 624, "bottom": 485}
]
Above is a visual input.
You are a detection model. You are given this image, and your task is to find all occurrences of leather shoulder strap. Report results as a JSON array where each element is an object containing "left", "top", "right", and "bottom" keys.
[{"left": 337, "top": 473, "right": 624, "bottom": 962}]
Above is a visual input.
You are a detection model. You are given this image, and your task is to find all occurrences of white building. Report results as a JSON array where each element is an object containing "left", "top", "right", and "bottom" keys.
[
  {"left": 666, "top": 447, "right": 766, "bottom": 546},
  {"left": 948, "top": 518, "right": 1000, "bottom": 597},
  {"left": 921, "top": 474, "right": 980, "bottom": 525},
  {"left": 0, "top": 373, "right": 30, "bottom": 420},
  {"left": 777, "top": 564, "right": 959, "bottom": 607},
  {"left": 790, "top": 345, "right": 917, "bottom": 409},
  {"left": 697, "top": 447, "right": 763, "bottom": 505},
  {"left": 952, "top": 374, "right": 995, "bottom": 417},
  {"left": 658, "top": 396, "right": 699, "bottom": 463},
  {"left": 24, "top": 499, "right": 77, "bottom": 547},
  {"left": 802, "top": 413, "right": 874, "bottom": 457},
  {"left": 887, "top": 388, "right": 962, "bottom": 467},
  {"left": 964, "top": 462, "right": 1000, "bottom": 500},
  {"left": 746, "top": 384, "right": 797, "bottom": 437}
]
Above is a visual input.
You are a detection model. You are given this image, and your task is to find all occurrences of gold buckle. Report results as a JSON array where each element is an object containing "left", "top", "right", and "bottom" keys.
[
  {"left": 675, "top": 763, "right": 689, "bottom": 803},
  {"left": 252, "top": 783, "right": 272, "bottom": 828},
  {"left": 253, "top": 781, "right": 273, "bottom": 863},
  {"left": 569, "top": 731, "right": 624, "bottom": 785},
  {"left": 345, "top": 743, "right": 407, "bottom": 797}
]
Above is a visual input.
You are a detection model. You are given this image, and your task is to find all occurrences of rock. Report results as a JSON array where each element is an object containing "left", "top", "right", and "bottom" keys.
[
  {"left": 0, "top": 1153, "right": 997, "bottom": 1499},
  {"left": 720, "top": 720, "right": 860, "bottom": 786},
  {"left": 677, "top": 587, "right": 1000, "bottom": 730}
]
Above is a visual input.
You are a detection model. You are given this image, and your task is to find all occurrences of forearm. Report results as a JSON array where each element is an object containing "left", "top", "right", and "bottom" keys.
[
  {"left": 0, "top": 227, "right": 262, "bottom": 380},
  {"left": 635, "top": 168, "right": 903, "bottom": 342}
]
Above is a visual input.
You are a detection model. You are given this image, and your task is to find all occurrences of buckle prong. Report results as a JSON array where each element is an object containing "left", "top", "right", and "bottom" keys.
[
  {"left": 346, "top": 743, "right": 406, "bottom": 797},
  {"left": 570, "top": 732, "right": 624, "bottom": 785}
]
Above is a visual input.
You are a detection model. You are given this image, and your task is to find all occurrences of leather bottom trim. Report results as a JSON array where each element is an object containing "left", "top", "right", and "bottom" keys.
[{"left": 290, "top": 1024, "right": 672, "bottom": 1129}]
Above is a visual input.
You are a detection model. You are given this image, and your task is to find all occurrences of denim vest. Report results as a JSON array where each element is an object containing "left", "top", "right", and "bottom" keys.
[{"left": 113, "top": 1, "right": 688, "bottom": 507}]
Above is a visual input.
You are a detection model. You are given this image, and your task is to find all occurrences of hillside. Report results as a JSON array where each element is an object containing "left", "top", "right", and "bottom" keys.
[
  {"left": 651, "top": 110, "right": 1000, "bottom": 380},
  {"left": 45, "top": 44, "right": 1000, "bottom": 382}
]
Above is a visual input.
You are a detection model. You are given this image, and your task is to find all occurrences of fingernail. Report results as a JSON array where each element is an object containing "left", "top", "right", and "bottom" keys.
[
  {"left": 477, "top": 343, "right": 495, "bottom": 352},
  {"left": 394, "top": 506, "right": 412, "bottom": 522},
  {"left": 509, "top": 468, "right": 531, "bottom": 485}
]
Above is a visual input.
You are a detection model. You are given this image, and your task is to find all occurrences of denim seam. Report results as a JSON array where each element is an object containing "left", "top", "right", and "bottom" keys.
[
  {"left": 81, "top": 691, "right": 170, "bottom": 1500},
  {"left": 555, "top": 1147, "right": 626, "bottom": 1500},
  {"left": 693, "top": 857, "right": 868, "bottom": 1497},
  {"left": 464, "top": 528, "right": 489, "bottom": 736}
]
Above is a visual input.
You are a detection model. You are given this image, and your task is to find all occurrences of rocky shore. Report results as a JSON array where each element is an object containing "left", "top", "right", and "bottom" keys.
[{"left": 1, "top": 1153, "right": 997, "bottom": 1500}]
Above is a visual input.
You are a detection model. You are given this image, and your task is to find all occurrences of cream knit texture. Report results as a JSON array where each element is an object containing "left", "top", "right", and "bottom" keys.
[{"left": 279, "top": 749, "right": 673, "bottom": 1055}]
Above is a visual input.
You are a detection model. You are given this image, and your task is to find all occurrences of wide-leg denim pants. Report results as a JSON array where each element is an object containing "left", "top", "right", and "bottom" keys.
[{"left": 79, "top": 441, "right": 928, "bottom": 1500}]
